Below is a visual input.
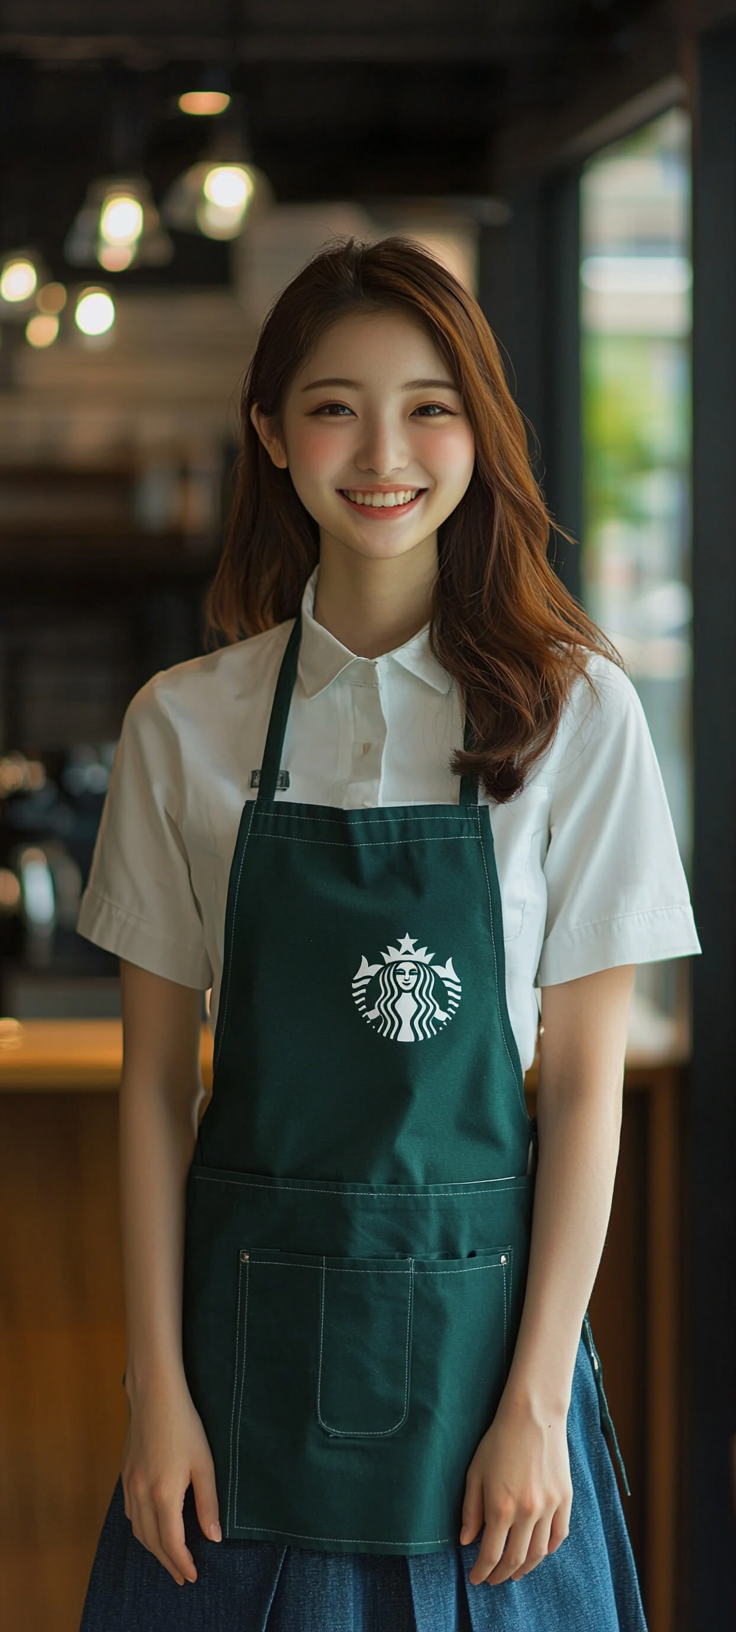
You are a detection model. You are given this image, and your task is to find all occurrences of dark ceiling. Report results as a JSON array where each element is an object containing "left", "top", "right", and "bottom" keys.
[{"left": 0, "top": 0, "right": 677, "bottom": 287}]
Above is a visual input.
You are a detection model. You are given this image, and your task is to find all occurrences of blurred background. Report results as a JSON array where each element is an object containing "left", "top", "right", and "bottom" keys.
[{"left": 0, "top": 5, "right": 733, "bottom": 1631}]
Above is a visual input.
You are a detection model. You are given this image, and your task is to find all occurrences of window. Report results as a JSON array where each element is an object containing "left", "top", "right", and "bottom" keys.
[{"left": 581, "top": 109, "right": 692, "bottom": 1052}]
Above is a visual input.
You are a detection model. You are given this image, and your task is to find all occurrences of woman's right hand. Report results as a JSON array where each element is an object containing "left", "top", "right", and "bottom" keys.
[{"left": 122, "top": 1373, "right": 221, "bottom": 1585}]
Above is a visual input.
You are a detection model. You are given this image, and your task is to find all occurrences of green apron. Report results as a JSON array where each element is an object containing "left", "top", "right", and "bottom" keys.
[{"left": 183, "top": 615, "right": 536, "bottom": 1555}]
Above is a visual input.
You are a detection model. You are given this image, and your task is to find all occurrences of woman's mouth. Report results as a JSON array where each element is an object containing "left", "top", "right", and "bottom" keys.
[{"left": 339, "top": 487, "right": 426, "bottom": 518}]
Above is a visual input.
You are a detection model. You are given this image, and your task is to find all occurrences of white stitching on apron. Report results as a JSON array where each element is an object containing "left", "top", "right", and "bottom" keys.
[
  {"left": 214, "top": 797, "right": 257, "bottom": 1069},
  {"left": 249, "top": 833, "right": 476, "bottom": 846},
  {"left": 225, "top": 1252, "right": 245, "bottom": 1535},
  {"left": 477, "top": 823, "right": 529, "bottom": 1122},
  {"left": 232, "top": 1255, "right": 250, "bottom": 1527},
  {"left": 192, "top": 1173, "right": 529, "bottom": 1198}
]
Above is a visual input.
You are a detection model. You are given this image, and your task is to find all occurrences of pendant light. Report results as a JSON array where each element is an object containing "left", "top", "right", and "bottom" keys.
[
  {"left": 178, "top": 64, "right": 232, "bottom": 119},
  {"left": 179, "top": 91, "right": 231, "bottom": 118},
  {"left": 162, "top": 104, "right": 268, "bottom": 242},
  {"left": 64, "top": 176, "right": 172, "bottom": 272},
  {"left": 0, "top": 248, "right": 49, "bottom": 318},
  {"left": 0, "top": 257, "right": 67, "bottom": 349},
  {"left": 65, "top": 74, "right": 173, "bottom": 273}
]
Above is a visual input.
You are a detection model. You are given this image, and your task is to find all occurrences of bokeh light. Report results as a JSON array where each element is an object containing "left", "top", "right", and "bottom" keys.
[
  {"left": 179, "top": 91, "right": 231, "bottom": 116},
  {"left": 1, "top": 259, "right": 38, "bottom": 303},
  {"left": 74, "top": 288, "right": 116, "bottom": 336},
  {"left": 26, "top": 313, "right": 59, "bottom": 348}
]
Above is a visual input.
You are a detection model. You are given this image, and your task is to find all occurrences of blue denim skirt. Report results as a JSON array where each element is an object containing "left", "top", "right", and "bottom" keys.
[{"left": 80, "top": 1341, "right": 647, "bottom": 1631}]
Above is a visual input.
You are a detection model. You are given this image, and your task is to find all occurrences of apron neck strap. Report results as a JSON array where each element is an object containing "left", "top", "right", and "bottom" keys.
[
  {"left": 257, "top": 615, "right": 303, "bottom": 804},
  {"left": 258, "top": 613, "right": 480, "bottom": 810}
]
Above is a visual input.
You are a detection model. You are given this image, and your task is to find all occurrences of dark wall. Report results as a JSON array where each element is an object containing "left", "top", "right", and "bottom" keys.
[
  {"left": 688, "top": 21, "right": 736, "bottom": 1629},
  {"left": 478, "top": 169, "right": 583, "bottom": 603}
]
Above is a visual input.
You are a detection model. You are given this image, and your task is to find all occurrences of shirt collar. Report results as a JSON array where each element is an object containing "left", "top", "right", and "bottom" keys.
[{"left": 297, "top": 568, "right": 451, "bottom": 699}]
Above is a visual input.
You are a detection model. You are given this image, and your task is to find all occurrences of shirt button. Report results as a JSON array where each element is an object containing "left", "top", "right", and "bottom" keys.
[{"left": 361, "top": 742, "right": 371, "bottom": 756}]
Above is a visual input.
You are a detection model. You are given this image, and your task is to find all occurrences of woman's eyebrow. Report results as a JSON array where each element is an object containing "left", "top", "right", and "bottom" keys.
[
  {"left": 300, "top": 376, "right": 460, "bottom": 391},
  {"left": 402, "top": 378, "right": 460, "bottom": 390},
  {"left": 301, "top": 377, "right": 359, "bottom": 390}
]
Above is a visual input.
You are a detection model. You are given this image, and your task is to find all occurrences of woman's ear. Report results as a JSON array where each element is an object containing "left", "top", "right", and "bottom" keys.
[{"left": 250, "top": 404, "right": 288, "bottom": 469}]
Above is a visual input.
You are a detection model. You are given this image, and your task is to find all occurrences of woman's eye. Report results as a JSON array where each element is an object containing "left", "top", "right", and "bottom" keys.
[
  {"left": 412, "top": 403, "right": 453, "bottom": 418},
  {"left": 312, "top": 402, "right": 354, "bottom": 417}
]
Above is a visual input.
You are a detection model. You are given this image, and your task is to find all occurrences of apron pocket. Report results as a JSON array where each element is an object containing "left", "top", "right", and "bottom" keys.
[
  {"left": 412, "top": 1248, "right": 512, "bottom": 1414},
  {"left": 231, "top": 1248, "right": 414, "bottom": 1464},
  {"left": 317, "top": 1256, "right": 414, "bottom": 1437}
]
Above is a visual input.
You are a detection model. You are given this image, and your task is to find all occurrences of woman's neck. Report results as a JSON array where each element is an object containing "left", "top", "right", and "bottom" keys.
[{"left": 312, "top": 531, "right": 438, "bottom": 658}]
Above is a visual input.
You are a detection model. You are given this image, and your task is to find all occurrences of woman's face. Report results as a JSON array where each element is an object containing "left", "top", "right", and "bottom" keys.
[
  {"left": 253, "top": 309, "right": 476, "bottom": 565},
  {"left": 395, "top": 961, "right": 419, "bottom": 991}
]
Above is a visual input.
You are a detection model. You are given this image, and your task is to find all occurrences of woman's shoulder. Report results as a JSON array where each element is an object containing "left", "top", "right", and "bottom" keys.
[
  {"left": 555, "top": 649, "right": 646, "bottom": 747},
  {"left": 541, "top": 648, "right": 657, "bottom": 799},
  {"left": 123, "top": 620, "right": 294, "bottom": 738}
]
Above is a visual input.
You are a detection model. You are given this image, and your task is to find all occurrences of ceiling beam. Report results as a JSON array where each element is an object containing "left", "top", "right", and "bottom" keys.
[
  {"left": 492, "top": 0, "right": 681, "bottom": 185},
  {"left": 0, "top": 28, "right": 562, "bottom": 67}
]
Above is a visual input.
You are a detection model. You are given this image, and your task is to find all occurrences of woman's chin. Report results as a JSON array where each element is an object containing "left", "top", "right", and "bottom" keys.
[{"left": 320, "top": 521, "right": 438, "bottom": 563}]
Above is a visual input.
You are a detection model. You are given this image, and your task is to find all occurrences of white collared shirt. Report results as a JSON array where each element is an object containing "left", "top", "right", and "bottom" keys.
[{"left": 78, "top": 570, "right": 699, "bottom": 1072}]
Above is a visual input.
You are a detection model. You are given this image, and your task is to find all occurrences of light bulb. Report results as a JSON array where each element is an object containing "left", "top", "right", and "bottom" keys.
[
  {"left": 26, "top": 313, "right": 59, "bottom": 348},
  {"left": 203, "top": 165, "right": 252, "bottom": 210},
  {"left": 1, "top": 259, "right": 38, "bottom": 303},
  {"left": 179, "top": 91, "right": 231, "bottom": 116},
  {"left": 99, "top": 195, "right": 144, "bottom": 247},
  {"left": 75, "top": 289, "right": 116, "bottom": 336}
]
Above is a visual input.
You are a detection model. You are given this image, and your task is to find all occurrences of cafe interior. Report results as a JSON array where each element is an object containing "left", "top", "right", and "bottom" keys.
[{"left": 0, "top": 3, "right": 734, "bottom": 1629}]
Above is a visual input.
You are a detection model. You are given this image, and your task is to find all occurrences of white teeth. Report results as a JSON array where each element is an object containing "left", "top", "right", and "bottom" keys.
[{"left": 343, "top": 488, "right": 419, "bottom": 507}]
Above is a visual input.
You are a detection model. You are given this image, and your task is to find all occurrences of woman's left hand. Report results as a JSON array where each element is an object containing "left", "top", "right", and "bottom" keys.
[{"left": 460, "top": 1390, "right": 572, "bottom": 1585}]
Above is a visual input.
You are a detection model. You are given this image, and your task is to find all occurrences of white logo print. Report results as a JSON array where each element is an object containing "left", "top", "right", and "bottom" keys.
[{"left": 352, "top": 934, "right": 462, "bottom": 1043}]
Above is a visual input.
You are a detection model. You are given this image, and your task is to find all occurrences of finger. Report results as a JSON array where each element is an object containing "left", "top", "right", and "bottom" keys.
[
  {"left": 460, "top": 1471, "right": 484, "bottom": 1545},
  {"left": 192, "top": 1456, "right": 222, "bottom": 1543},
  {"left": 483, "top": 1516, "right": 537, "bottom": 1586},
  {"left": 468, "top": 1511, "right": 513, "bottom": 1584},
  {"left": 547, "top": 1499, "right": 571, "bottom": 1555},
  {"left": 154, "top": 1486, "right": 198, "bottom": 1584},
  {"left": 510, "top": 1514, "right": 553, "bottom": 1581},
  {"left": 129, "top": 1496, "right": 189, "bottom": 1587}
]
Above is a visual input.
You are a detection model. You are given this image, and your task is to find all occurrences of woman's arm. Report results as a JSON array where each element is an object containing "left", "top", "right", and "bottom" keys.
[
  {"left": 461, "top": 962, "right": 635, "bottom": 1586},
  {"left": 118, "top": 959, "right": 221, "bottom": 1586}
]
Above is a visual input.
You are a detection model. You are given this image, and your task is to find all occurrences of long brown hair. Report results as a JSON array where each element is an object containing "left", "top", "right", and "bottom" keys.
[{"left": 207, "top": 236, "right": 618, "bottom": 801}]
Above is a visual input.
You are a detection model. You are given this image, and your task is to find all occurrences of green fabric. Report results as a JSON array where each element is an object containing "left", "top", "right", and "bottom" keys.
[{"left": 183, "top": 615, "right": 536, "bottom": 1553}]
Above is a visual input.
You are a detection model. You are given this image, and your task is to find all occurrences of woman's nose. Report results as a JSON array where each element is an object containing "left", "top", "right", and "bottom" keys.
[{"left": 355, "top": 416, "right": 408, "bottom": 477}]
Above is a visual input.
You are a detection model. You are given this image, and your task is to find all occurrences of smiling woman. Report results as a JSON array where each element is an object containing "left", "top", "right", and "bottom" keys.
[
  {"left": 212, "top": 236, "right": 618, "bottom": 799},
  {"left": 76, "top": 236, "right": 697, "bottom": 1632}
]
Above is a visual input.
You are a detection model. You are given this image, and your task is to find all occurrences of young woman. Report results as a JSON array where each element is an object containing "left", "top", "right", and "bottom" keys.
[{"left": 78, "top": 237, "right": 699, "bottom": 1632}]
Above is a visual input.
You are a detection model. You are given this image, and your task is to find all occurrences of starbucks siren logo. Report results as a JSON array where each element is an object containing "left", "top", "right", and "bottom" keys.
[{"left": 352, "top": 934, "right": 462, "bottom": 1043}]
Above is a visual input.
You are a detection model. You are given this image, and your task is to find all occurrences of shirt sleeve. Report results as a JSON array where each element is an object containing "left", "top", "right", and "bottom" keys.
[
  {"left": 537, "top": 658, "right": 700, "bottom": 986},
  {"left": 77, "top": 680, "right": 213, "bottom": 989}
]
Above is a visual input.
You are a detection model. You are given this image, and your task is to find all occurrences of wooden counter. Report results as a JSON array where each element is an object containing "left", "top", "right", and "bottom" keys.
[
  {"left": 0, "top": 1015, "right": 684, "bottom": 1092},
  {"left": 0, "top": 1017, "right": 215, "bottom": 1092},
  {"left": 0, "top": 1022, "right": 685, "bottom": 1632}
]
